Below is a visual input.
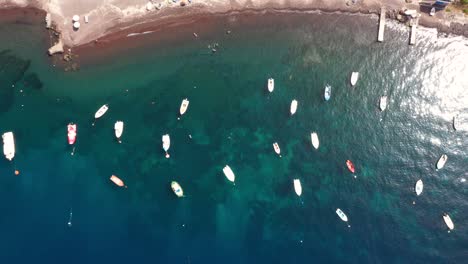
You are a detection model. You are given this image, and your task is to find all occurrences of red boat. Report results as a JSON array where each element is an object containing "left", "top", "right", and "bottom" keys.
[
  {"left": 346, "top": 160, "right": 355, "bottom": 173},
  {"left": 67, "top": 123, "right": 76, "bottom": 145}
]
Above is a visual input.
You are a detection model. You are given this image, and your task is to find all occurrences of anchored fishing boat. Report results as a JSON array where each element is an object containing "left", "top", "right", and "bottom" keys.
[
  {"left": 94, "top": 104, "right": 108, "bottom": 119},
  {"left": 311, "top": 132, "right": 319, "bottom": 149},
  {"left": 293, "top": 179, "right": 302, "bottom": 196},
  {"left": 114, "top": 121, "right": 124, "bottom": 143},
  {"left": 67, "top": 123, "right": 76, "bottom": 145},
  {"left": 273, "top": 142, "right": 281, "bottom": 156},
  {"left": 443, "top": 213, "right": 454, "bottom": 231},
  {"left": 415, "top": 179, "right": 423, "bottom": 196},
  {"left": 379, "top": 96, "right": 387, "bottom": 111},
  {"left": 223, "top": 165, "right": 235, "bottom": 183},
  {"left": 436, "top": 154, "right": 447, "bottom": 169},
  {"left": 350, "top": 72, "right": 359, "bottom": 86},
  {"left": 268, "top": 78, "right": 274, "bottom": 93},
  {"left": 110, "top": 175, "right": 126, "bottom": 188},
  {"left": 2, "top": 132, "right": 15, "bottom": 161},
  {"left": 179, "top": 98, "right": 189, "bottom": 118},
  {"left": 336, "top": 208, "right": 349, "bottom": 222},
  {"left": 162, "top": 134, "right": 170, "bottom": 158},
  {"left": 324, "top": 84, "right": 331, "bottom": 101},
  {"left": 171, "top": 181, "right": 184, "bottom": 197},
  {"left": 290, "top": 100, "right": 298, "bottom": 115},
  {"left": 346, "top": 160, "right": 355, "bottom": 173}
]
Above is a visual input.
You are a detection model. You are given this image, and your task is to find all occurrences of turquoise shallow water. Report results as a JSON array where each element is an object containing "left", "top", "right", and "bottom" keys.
[{"left": 0, "top": 12, "right": 467, "bottom": 263}]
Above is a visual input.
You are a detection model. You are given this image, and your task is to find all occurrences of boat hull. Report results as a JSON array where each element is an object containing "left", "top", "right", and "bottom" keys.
[
  {"left": 268, "top": 78, "right": 274, "bottom": 92},
  {"left": 346, "top": 160, "right": 355, "bottom": 173},
  {"left": 223, "top": 165, "right": 235, "bottom": 182},
  {"left": 273, "top": 142, "right": 281, "bottom": 155},
  {"left": 436, "top": 154, "right": 447, "bottom": 169},
  {"left": 443, "top": 214, "right": 454, "bottom": 230},
  {"left": 350, "top": 72, "right": 359, "bottom": 86},
  {"left": 171, "top": 181, "right": 184, "bottom": 197},
  {"left": 336, "top": 208, "right": 348, "bottom": 222},
  {"left": 114, "top": 121, "right": 124, "bottom": 141},
  {"left": 293, "top": 179, "right": 302, "bottom": 196},
  {"left": 67, "top": 124, "right": 77, "bottom": 145},
  {"left": 415, "top": 179, "right": 423, "bottom": 196},
  {"left": 2, "top": 132, "right": 15, "bottom": 161},
  {"left": 324, "top": 85, "right": 331, "bottom": 101},
  {"left": 290, "top": 100, "right": 298, "bottom": 115},
  {"left": 311, "top": 132, "right": 319, "bottom": 149},
  {"left": 95, "top": 104, "right": 109, "bottom": 119},
  {"left": 110, "top": 175, "right": 125, "bottom": 187},
  {"left": 180, "top": 99, "right": 189, "bottom": 116}
]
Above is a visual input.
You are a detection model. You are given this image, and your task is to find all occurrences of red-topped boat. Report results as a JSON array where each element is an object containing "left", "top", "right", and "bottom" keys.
[
  {"left": 346, "top": 160, "right": 355, "bottom": 173},
  {"left": 67, "top": 123, "right": 77, "bottom": 145}
]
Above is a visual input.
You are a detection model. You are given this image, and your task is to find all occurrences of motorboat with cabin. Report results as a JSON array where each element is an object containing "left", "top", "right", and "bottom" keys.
[{"left": 2, "top": 132, "right": 15, "bottom": 161}]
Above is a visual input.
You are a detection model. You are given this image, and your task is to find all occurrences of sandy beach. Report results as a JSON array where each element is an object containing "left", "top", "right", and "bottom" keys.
[{"left": 1, "top": 0, "right": 467, "bottom": 51}]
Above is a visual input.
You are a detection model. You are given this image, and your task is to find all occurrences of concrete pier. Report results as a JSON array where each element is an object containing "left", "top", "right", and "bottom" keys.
[
  {"left": 410, "top": 21, "right": 417, "bottom": 45},
  {"left": 377, "top": 7, "right": 386, "bottom": 42}
]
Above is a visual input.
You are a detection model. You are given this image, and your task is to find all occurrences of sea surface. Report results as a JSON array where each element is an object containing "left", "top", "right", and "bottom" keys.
[{"left": 0, "top": 12, "right": 467, "bottom": 264}]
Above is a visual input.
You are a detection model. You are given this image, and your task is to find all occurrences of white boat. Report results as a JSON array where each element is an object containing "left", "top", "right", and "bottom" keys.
[
  {"left": 293, "top": 179, "right": 302, "bottom": 196},
  {"left": 336, "top": 208, "right": 348, "bottom": 222},
  {"left": 443, "top": 213, "right": 454, "bottom": 231},
  {"left": 179, "top": 98, "right": 189, "bottom": 116},
  {"left": 324, "top": 85, "right": 331, "bottom": 101},
  {"left": 350, "top": 72, "right": 359, "bottom": 86},
  {"left": 273, "top": 142, "right": 281, "bottom": 156},
  {"left": 453, "top": 115, "right": 460, "bottom": 131},
  {"left": 162, "top": 134, "right": 171, "bottom": 158},
  {"left": 171, "top": 181, "right": 184, "bottom": 197},
  {"left": 94, "top": 104, "right": 109, "bottom": 119},
  {"left": 311, "top": 132, "right": 319, "bottom": 150},
  {"left": 290, "top": 100, "right": 298, "bottom": 115},
  {"left": 379, "top": 96, "right": 387, "bottom": 111},
  {"left": 114, "top": 121, "right": 124, "bottom": 143},
  {"left": 222, "top": 165, "right": 235, "bottom": 183},
  {"left": 268, "top": 78, "right": 274, "bottom": 93},
  {"left": 2, "top": 132, "right": 15, "bottom": 161},
  {"left": 430, "top": 7, "right": 435, "bottom": 16},
  {"left": 415, "top": 179, "right": 423, "bottom": 196},
  {"left": 436, "top": 154, "right": 447, "bottom": 169}
]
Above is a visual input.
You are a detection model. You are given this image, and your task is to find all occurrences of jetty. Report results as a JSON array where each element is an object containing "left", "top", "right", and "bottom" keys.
[
  {"left": 410, "top": 19, "right": 418, "bottom": 45},
  {"left": 377, "top": 7, "right": 386, "bottom": 42},
  {"left": 48, "top": 40, "right": 64, "bottom": 55}
]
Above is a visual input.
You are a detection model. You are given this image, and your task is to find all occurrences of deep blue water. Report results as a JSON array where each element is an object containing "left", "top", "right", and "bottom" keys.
[{"left": 0, "top": 12, "right": 467, "bottom": 263}]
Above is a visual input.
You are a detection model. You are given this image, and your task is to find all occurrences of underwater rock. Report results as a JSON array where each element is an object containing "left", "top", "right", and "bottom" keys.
[
  {"left": 23, "top": 73, "right": 43, "bottom": 90},
  {"left": 0, "top": 50, "right": 31, "bottom": 112}
]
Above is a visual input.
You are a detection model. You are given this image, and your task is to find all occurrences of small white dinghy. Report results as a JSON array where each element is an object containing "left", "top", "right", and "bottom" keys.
[
  {"left": 290, "top": 100, "right": 298, "bottom": 115},
  {"left": 293, "top": 179, "right": 302, "bottom": 196},
  {"left": 350, "top": 72, "right": 359, "bottom": 86},
  {"left": 436, "top": 154, "right": 447, "bottom": 169},
  {"left": 311, "top": 132, "right": 319, "bottom": 150},
  {"left": 114, "top": 121, "right": 124, "bottom": 143},
  {"left": 415, "top": 179, "right": 423, "bottom": 196},
  {"left": 223, "top": 165, "right": 236, "bottom": 183},
  {"left": 171, "top": 181, "right": 184, "bottom": 197},
  {"left": 273, "top": 142, "right": 281, "bottom": 156},
  {"left": 179, "top": 98, "right": 189, "bottom": 119},
  {"left": 336, "top": 208, "right": 349, "bottom": 224},
  {"left": 2, "top": 132, "right": 15, "bottom": 161},
  {"left": 268, "top": 78, "right": 274, "bottom": 93},
  {"left": 93, "top": 104, "right": 109, "bottom": 125},
  {"left": 162, "top": 134, "right": 171, "bottom": 158},
  {"left": 379, "top": 96, "right": 387, "bottom": 111},
  {"left": 443, "top": 213, "right": 454, "bottom": 231}
]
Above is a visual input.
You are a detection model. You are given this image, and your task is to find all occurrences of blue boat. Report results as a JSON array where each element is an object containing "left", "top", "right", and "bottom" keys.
[{"left": 324, "top": 85, "right": 331, "bottom": 101}]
